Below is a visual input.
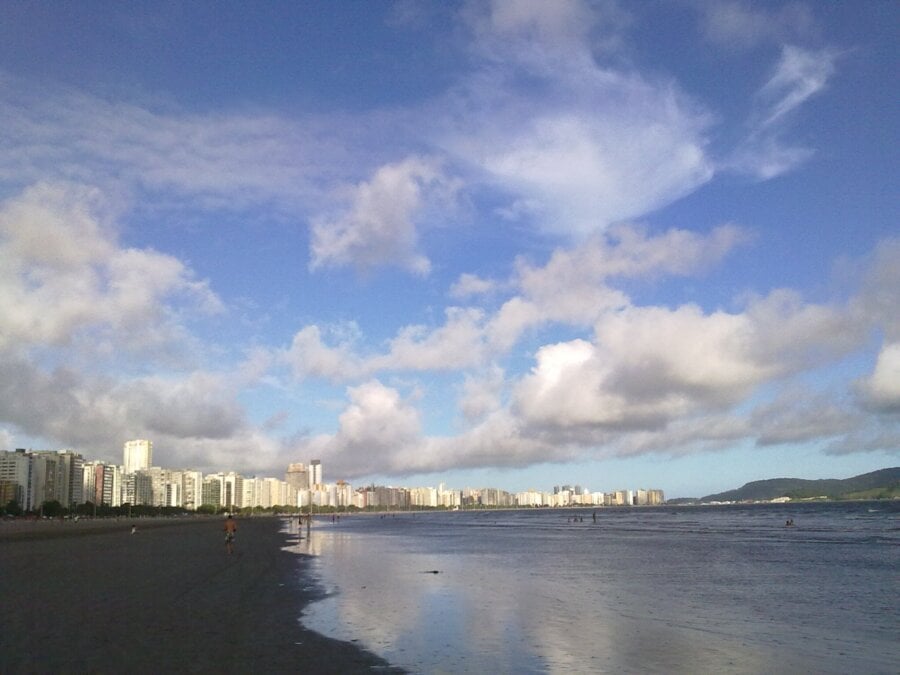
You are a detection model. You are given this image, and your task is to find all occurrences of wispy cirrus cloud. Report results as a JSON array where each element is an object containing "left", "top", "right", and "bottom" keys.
[
  {"left": 697, "top": 0, "right": 817, "bottom": 50},
  {"left": 730, "top": 45, "right": 839, "bottom": 179},
  {"left": 0, "top": 83, "right": 347, "bottom": 212}
]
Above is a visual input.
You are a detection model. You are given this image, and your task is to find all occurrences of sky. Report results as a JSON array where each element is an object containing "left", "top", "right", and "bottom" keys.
[{"left": 0, "top": 1, "right": 897, "bottom": 498}]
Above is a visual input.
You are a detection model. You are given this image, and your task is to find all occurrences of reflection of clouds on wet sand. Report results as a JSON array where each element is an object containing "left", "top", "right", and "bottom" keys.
[
  {"left": 296, "top": 529, "right": 776, "bottom": 673},
  {"left": 290, "top": 510, "right": 899, "bottom": 675},
  {"left": 297, "top": 527, "right": 547, "bottom": 670},
  {"left": 293, "top": 528, "right": 446, "bottom": 658}
]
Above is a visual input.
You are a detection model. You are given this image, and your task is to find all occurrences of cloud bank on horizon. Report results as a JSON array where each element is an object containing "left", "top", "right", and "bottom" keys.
[{"left": 0, "top": 1, "right": 897, "bottom": 494}]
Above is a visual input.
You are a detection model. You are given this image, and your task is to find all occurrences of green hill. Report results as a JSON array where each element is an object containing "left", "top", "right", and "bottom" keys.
[{"left": 700, "top": 467, "right": 900, "bottom": 503}]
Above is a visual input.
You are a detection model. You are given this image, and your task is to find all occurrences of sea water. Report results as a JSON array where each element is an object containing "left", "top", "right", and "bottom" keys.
[{"left": 287, "top": 502, "right": 899, "bottom": 674}]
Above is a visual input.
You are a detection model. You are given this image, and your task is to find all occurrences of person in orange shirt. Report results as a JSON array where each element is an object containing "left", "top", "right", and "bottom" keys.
[{"left": 223, "top": 514, "right": 237, "bottom": 554}]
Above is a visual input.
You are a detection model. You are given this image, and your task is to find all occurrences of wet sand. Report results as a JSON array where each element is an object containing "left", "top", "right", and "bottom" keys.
[{"left": 0, "top": 516, "right": 402, "bottom": 674}]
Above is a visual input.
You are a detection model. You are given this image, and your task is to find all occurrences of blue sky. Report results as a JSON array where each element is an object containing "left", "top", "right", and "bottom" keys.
[{"left": 1, "top": 1, "right": 897, "bottom": 498}]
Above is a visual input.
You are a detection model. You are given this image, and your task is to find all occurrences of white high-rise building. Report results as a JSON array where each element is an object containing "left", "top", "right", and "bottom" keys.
[
  {"left": 181, "top": 471, "right": 204, "bottom": 511},
  {"left": 123, "top": 440, "right": 152, "bottom": 475},
  {"left": 310, "top": 459, "right": 322, "bottom": 488}
]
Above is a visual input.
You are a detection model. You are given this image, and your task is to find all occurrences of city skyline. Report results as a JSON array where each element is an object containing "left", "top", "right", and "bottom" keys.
[
  {"left": 2, "top": 445, "right": 665, "bottom": 512},
  {"left": 0, "top": 2, "right": 897, "bottom": 499}
]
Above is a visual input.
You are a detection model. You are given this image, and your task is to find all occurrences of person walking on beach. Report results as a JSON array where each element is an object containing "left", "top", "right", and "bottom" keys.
[{"left": 224, "top": 514, "right": 237, "bottom": 554}]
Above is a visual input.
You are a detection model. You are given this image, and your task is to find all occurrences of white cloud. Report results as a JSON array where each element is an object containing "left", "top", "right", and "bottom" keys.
[
  {"left": 0, "top": 354, "right": 245, "bottom": 457},
  {"left": 0, "top": 182, "right": 290, "bottom": 474},
  {"left": 856, "top": 238, "right": 900, "bottom": 338},
  {"left": 421, "top": 410, "right": 564, "bottom": 471},
  {"left": 464, "top": 0, "right": 601, "bottom": 71},
  {"left": 449, "top": 273, "right": 499, "bottom": 299},
  {"left": 0, "top": 78, "right": 379, "bottom": 219},
  {"left": 751, "top": 388, "right": 860, "bottom": 445},
  {"left": 459, "top": 364, "right": 506, "bottom": 422},
  {"left": 374, "top": 307, "right": 488, "bottom": 372},
  {"left": 510, "top": 288, "right": 866, "bottom": 444},
  {"left": 488, "top": 224, "right": 747, "bottom": 349},
  {"left": 743, "top": 289, "right": 864, "bottom": 367},
  {"left": 730, "top": 46, "right": 838, "bottom": 179},
  {"left": 445, "top": 87, "right": 714, "bottom": 236},
  {"left": 310, "top": 156, "right": 459, "bottom": 275},
  {"left": 284, "top": 308, "right": 488, "bottom": 382},
  {"left": 297, "top": 380, "right": 423, "bottom": 478},
  {"left": 857, "top": 342, "right": 900, "bottom": 413},
  {"left": 512, "top": 307, "right": 760, "bottom": 435},
  {"left": 283, "top": 325, "right": 365, "bottom": 382},
  {"left": 430, "top": 2, "right": 716, "bottom": 238},
  {"left": 698, "top": 1, "right": 817, "bottom": 50},
  {"left": 289, "top": 224, "right": 750, "bottom": 380},
  {"left": 758, "top": 46, "right": 837, "bottom": 127},
  {"left": 0, "top": 182, "right": 222, "bottom": 354}
]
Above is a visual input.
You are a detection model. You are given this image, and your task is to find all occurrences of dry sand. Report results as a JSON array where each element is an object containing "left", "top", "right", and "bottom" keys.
[{"left": 0, "top": 516, "right": 403, "bottom": 674}]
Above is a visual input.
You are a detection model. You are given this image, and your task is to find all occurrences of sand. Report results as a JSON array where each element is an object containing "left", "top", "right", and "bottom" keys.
[{"left": 0, "top": 516, "right": 403, "bottom": 674}]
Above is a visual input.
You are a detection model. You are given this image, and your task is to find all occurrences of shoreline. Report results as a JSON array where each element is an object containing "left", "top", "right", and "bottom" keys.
[{"left": 0, "top": 516, "right": 403, "bottom": 674}]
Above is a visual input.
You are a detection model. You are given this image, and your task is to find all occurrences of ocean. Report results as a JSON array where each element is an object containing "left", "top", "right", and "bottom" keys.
[{"left": 285, "top": 502, "right": 899, "bottom": 674}]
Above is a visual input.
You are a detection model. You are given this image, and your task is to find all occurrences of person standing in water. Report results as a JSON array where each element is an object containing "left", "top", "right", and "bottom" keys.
[{"left": 223, "top": 514, "right": 237, "bottom": 554}]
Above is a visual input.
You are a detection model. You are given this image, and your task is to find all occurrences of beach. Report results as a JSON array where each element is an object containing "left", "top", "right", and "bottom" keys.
[{"left": 0, "top": 516, "right": 400, "bottom": 674}]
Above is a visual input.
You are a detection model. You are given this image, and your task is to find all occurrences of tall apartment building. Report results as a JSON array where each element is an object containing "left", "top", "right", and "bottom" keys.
[
  {"left": 201, "top": 476, "right": 222, "bottom": 509},
  {"left": 285, "top": 463, "right": 309, "bottom": 494},
  {"left": 0, "top": 450, "right": 32, "bottom": 509},
  {"left": 0, "top": 449, "right": 84, "bottom": 511},
  {"left": 123, "top": 439, "right": 152, "bottom": 475},
  {"left": 409, "top": 486, "right": 439, "bottom": 507},
  {"left": 203, "top": 472, "right": 243, "bottom": 510},
  {"left": 164, "top": 471, "right": 182, "bottom": 507},
  {"left": 55, "top": 451, "right": 84, "bottom": 508},
  {"left": 265, "top": 477, "right": 298, "bottom": 507},
  {"left": 181, "top": 471, "right": 204, "bottom": 511},
  {"left": 309, "top": 459, "right": 322, "bottom": 488},
  {"left": 241, "top": 477, "right": 261, "bottom": 509},
  {"left": 122, "top": 471, "right": 154, "bottom": 506},
  {"left": 83, "top": 461, "right": 122, "bottom": 507}
]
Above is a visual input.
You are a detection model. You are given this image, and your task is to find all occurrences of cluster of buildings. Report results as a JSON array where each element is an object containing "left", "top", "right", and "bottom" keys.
[
  {"left": 0, "top": 441, "right": 664, "bottom": 513},
  {"left": 0, "top": 442, "right": 311, "bottom": 513}
]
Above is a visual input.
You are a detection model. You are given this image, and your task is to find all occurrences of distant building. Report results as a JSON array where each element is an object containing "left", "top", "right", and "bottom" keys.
[
  {"left": 0, "top": 479, "right": 17, "bottom": 506},
  {"left": 202, "top": 472, "right": 243, "bottom": 510},
  {"left": 310, "top": 459, "right": 323, "bottom": 488},
  {"left": 201, "top": 476, "right": 222, "bottom": 509},
  {"left": 0, "top": 450, "right": 32, "bottom": 509},
  {"left": 83, "top": 461, "right": 122, "bottom": 506},
  {"left": 515, "top": 489, "right": 547, "bottom": 507},
  {"left": 409, "top": 486, "right": 439, "bottom": 507},
  {"left": 0, "top": 449, "right": 84, "bottom": 511},
  {"left": 123, "top": 440, "right": 152, "bottom": 475},
  {"left": 181, "top": 471, "right": 204, "bottom": 511},
  {"left": 285, "top": 463, "right": 309, "bottom": 494}
]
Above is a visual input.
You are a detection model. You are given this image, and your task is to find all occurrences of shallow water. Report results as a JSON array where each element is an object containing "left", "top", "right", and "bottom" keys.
[{"left": 286, "top": 502, "right": 899, "bottom": 674}]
